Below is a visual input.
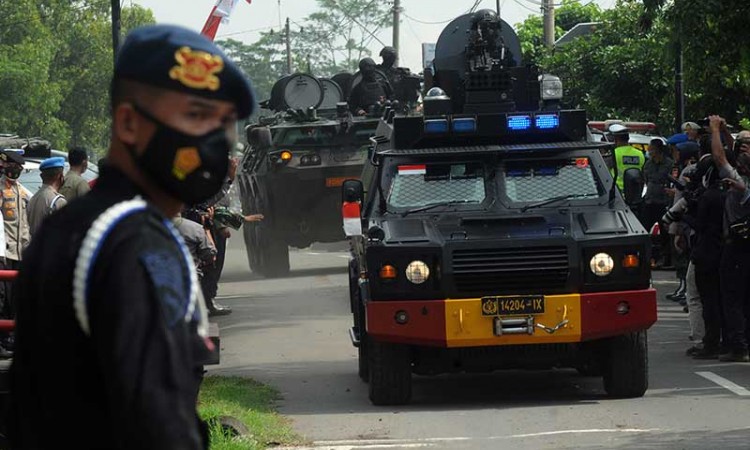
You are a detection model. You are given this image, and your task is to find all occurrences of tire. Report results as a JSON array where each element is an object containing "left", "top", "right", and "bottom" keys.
[
  {"left": 242, "top": 222, "right": 260, "bottom": 273},
  {"left": 358, "top": 334, "right": 369, "bottom": 383},
  {"left": 256, "top": 227, "right": 290, "bottom": 277},
  {"left": 368, "top": 340, "right": 412, "bottom": 405},
  {"left": 603, "top": 331, "right": 648, "bottom": 398}
]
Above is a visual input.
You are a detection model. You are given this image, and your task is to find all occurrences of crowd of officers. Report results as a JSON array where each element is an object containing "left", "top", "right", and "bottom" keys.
[
  {"left": 0, "top": 142, "right": 262, "bottom": 359},
  {"left": 0, "top": 148, "right": 91, "bottom": 357},
  {"left": 610, "top": 118, "right": 750, "bottom": 362}
]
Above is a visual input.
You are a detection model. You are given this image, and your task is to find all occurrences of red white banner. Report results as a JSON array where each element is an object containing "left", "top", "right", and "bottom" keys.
[
  {"left": 398, "top": 165, "right": 427, "bottom": 176},
  {"left": 342, "top": 202, "right": 362, "bottom": 237},
  {"left": 201, "top": 0, "right": 252, "bottom": 41}
]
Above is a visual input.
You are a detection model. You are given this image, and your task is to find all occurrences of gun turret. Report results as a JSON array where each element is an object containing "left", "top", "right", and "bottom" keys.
[{"left": 431, "top": 9, "right": 541, "bottom": 114}]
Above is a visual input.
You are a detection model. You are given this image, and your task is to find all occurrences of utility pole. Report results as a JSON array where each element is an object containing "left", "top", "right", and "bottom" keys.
[
  {"left": 111, "top": 0, "right": 121, "bottom": 64},
  {"left": 543, "top": 0, "right": 555, "bottom": 48},
  {"left": 674, "top": 41, "right": 685, "bottom": 133},
  {"left": 285, "top": 17, "right": 292, "bottom": 74},
  {"left": 392, "top": 0, "right": 401, "bottom": 64}
]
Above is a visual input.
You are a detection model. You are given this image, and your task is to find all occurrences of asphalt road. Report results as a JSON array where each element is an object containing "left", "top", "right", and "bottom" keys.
[{"left": 209, "top": 239, "right": 750, "bottom": 450}]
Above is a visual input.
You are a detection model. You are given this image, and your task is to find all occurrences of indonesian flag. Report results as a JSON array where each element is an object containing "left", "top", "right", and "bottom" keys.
[
  {"left": 342, "top": 202, "right": 362, "bottom": 237},
  {"left": 398, "top": 165, "right": 427, "bottom": 176},
  {"left": 201, "top": 0, "right": 252, "bottom": 41}
]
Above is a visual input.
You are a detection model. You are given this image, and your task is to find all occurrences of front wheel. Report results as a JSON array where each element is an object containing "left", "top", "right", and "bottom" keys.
[
  {"left": 603, "top": 331, "right": 648, "bottom": 398},
  {"left": 368, "top": 340, "right": 412, "bottom": 405},
  {"left": 256, "top": 227, "right": 290, "bottom": 278}
]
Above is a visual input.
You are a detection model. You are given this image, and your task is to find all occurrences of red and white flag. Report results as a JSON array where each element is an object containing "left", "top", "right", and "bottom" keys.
[
  {"left": 398, "top": 165, "right": 427, "bottom": 176},
  {"left": 201, "top": 0, "right": 252, "bottom": 41},
  {"left": 342, "top": 202, "right": 362, "bottom": 237}
]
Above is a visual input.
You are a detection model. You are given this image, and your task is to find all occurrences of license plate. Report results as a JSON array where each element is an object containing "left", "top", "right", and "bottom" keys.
[
  {"left": 326, "top": 177, "right": 350, "bottom": 187},
  {"left": 481, "top": 296, "right": 545, "bottom": 316}
]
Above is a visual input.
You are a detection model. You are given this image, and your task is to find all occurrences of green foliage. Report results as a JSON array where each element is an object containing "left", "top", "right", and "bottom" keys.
[
  {"left": 0, "top": 1, "right": 155, "bottom": 154},
  {"left": 540, "top": 1, "right": 674, "bottom": 129},
  {"left": 218, "top": 0, "right": 392, "bottom": 103},
  {"left": 515, "top": 0, "right": 750, "bottom": 132}
]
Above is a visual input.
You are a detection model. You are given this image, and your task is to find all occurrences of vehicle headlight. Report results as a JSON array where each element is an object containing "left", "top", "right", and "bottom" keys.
[
  {"left": 540, "top": 74, "right": 563, "bottom": 100},
  {"left": 405, "top": 260, "right": 430, "bottom": 284},
  {"left": 590, "top": 253, "right": 614, "bottom": 277}
]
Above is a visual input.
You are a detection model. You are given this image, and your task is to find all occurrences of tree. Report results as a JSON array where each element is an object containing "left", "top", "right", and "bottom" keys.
[
  {"left": 0, "top": 1, "right": 155, "bottom": 153},
  {"left": 217, "top": 0, "right": 393, "bottom": 104},
  {"left": 640, "top": 0, "right": 750, "bottom": 125},
  {"left": 540, "top": 1, "right": 673, "bottom": 128},
  {"left": 515, "top": 0, "right": 601, "bottom": 68}
]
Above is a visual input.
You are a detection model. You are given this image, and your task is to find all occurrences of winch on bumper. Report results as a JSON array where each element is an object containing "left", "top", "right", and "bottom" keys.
[{"left": 365, "top": 289, "right": 656, "bottom": 347}]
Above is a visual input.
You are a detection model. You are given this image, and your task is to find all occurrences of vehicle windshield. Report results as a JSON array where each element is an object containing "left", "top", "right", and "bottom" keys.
[
  {"left": 274, "top": 125, "right": 337, "bottom": 147},
  {"left": 387, "top": 162, "right": 487, "bottom": 209},
  {"left": 18, "top": 161, "right": 99, "bottom": 194},
  {"left": 502, "top": 157, "right": 601, "bottom": 204}
]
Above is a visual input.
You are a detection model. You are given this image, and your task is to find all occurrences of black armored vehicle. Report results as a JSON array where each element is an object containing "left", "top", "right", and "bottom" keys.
[
  {"left": 239, "top": 73, "right": 380, "bottom": 276},
  {"left": 342, "top": 10, "right": 657, "bottom": 405}
]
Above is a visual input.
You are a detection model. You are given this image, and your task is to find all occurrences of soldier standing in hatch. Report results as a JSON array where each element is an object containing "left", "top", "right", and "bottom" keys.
[
  {"left": 377, "top": 46, "right": 400, "bottom": 87},
  {"left": 9, "top": 24, "right": 256, "bottom": 449},
  {"left": 348, "top": 57, "right": 392, "bottom": 115}
]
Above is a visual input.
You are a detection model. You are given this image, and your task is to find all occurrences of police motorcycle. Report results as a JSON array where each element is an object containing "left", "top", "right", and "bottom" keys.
[{"left": 342, "top": 9, "right": 656, "bottom": 405}]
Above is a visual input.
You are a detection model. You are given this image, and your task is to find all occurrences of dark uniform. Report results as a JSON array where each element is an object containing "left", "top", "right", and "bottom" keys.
[
  {"left": 8, "top": 25, "right": 255, "bottom": 449},
  {"left": 349, "top": 57, "right": 392, "bottom": 113}
]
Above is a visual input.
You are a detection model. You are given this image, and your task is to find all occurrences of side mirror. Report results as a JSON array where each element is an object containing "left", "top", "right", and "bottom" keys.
[
  {"left": 622, "top": 168, "right": 644, "bottom": 205},
  {"left": 342, "top": 179, "right": 363, "bottom": 203},
  {"left": 246, "top": 125, "right": 272, "bottom": 151}
]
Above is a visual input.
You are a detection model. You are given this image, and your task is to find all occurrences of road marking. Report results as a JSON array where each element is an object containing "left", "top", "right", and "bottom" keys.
[
  {"left": 306, "top": 429, "right": 661, "bottom": 448},
  {"left": 696, "top": 371, "right": 750, "bottom": 396}
]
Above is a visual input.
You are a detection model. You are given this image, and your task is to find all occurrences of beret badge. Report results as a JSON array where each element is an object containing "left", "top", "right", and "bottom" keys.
[{"left": 169, "top": 46, "right": 225, "bottom": 92}]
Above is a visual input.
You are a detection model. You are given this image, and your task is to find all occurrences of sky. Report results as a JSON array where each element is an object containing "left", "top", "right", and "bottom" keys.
[{"left": 130, "top": 0, "right": 617, "bottom": 73}]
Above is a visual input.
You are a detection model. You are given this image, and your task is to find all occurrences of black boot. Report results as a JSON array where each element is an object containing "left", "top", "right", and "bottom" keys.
[
  {"left": 667, "top": 278, "right": 686, "bottom": 301},
  {"left": 207, "top": 298, "right": 232, "bottom": 317}
]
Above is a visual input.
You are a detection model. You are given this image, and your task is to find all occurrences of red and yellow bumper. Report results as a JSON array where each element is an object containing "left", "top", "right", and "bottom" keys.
[{"left": 366, "top": 289, "right": 656, "bottom": 347}]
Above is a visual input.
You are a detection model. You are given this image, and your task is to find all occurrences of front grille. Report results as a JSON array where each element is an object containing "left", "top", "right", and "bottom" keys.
[{"left": 452, "top": 246, "right": 569, "bottom": 294}]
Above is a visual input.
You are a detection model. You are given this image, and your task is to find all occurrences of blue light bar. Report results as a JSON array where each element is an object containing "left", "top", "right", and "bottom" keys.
[
  {"left": 507, "top": 115, "right": 532, "bottom": 131},
  {"left": 535, "top": 114, "right": 560, "bottom": 130},
  {"left": 424, "top": 119, "right": 449, "bottom": 134},
  {"left": 452, "top": 117, "right": 477, "bottom": 133}
]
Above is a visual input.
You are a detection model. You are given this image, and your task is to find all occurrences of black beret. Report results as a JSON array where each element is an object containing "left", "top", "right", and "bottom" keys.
[
  {"left": 0, "top": 150, "right": 24, "bottom": 165},
  {"left": 115, "top": 25, "right": 256, "bottom": 118}
]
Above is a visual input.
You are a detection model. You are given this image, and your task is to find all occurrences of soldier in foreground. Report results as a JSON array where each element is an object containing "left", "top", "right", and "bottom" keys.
[{"left": 8, "top": 25, "right": 255, "bottom": 449}]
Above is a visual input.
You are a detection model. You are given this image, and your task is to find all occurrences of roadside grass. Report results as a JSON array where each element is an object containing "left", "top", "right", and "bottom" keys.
[{"left": 199, "top": 376, "right": 305, "bottom": 450}]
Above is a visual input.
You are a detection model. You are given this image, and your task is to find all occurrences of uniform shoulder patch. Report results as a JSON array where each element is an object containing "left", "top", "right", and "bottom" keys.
[{"left": 140, "top": 249, "right": 190, "bottom": 328}]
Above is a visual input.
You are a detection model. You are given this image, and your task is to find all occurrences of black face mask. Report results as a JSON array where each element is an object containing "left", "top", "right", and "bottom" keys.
[
  {"left": 4, "top": 166, "right": 21, "bottom": 180},
  {"left": 131, "top": 104, "right": 230, "bottom": 204}
]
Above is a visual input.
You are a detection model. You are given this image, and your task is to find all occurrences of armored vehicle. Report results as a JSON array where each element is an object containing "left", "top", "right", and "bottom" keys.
[
  {"left": 238, "top": 73, "right": 380, "bottom": 276},
  {"left": 342, "top": 10, "right": 657, "bottom": 405}
]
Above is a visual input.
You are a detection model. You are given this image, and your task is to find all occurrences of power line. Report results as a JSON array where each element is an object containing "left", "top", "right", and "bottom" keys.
[
  {"left": 216, "top": 25, "right": 276, "bottom": 39},
  {"left": 401, "top": 12, "right": 453, "bottom": 25},
  {"left": 511, "top": 0, "right": 542, "bottom": 14}
]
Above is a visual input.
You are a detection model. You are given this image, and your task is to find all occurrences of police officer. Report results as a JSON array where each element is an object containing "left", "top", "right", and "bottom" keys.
[
  {"left": 0, "top": 150, "right": 30, "bottom": 322},
  {"left": 348, "top": 57, "right": 392, "bottom": 115},
  {"left": 609, "top": 123, "right": 646, "bottom": 192},
  {"left": 9, "top": 25, "right": 255, "bottom": 448},
  {"left": 27, "top": 156, "right": 67, "bottom": 236}
]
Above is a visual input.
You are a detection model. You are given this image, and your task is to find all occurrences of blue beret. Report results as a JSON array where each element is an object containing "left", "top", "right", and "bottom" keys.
[
  {"left": 115, "top": 25, "right": 256, "bottom": 118},
  {"left": 666, "top": 133, "right": 689, "bottom": 145},
  {"left": 39, "top": 156, "right": 66, "bottom": 171}
]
